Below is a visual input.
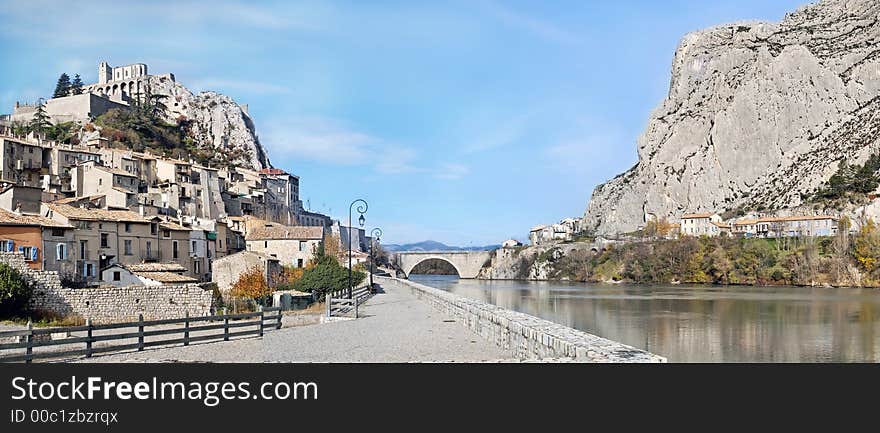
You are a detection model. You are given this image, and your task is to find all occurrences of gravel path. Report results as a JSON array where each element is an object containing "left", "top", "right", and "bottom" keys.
[{"left": 73, "top": 282, "right": 516, "bottom": 363}]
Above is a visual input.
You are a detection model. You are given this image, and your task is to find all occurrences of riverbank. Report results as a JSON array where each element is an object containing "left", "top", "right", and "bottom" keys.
[{"left": 478, "top": 233, "right": 880, "bottom": 289}]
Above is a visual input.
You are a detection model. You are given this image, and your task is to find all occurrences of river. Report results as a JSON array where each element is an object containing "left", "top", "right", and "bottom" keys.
[{"left": 409, "top": 274, "right": 880, "bottom": 362}]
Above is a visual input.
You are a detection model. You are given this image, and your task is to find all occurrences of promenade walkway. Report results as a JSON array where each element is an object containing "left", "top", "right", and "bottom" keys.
[{"left": 74, "top": 281, "right": 515, "bottom": 363}]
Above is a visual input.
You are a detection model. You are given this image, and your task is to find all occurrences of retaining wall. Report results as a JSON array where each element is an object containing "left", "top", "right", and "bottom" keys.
[
  {"left": 378, "top": 276, "right": 665, "bottom": 363},
  {"left": 0, "top": 252, "right": 213, "bottom": 323}
]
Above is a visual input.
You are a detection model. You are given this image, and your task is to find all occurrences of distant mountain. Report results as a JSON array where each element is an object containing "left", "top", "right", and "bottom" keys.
[{"left": 383, "top": 240, "right": 500, "bottom": 252}]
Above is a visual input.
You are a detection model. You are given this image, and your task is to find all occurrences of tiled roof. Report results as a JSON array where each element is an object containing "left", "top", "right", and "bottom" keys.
[
  {"left": 95, "top": 166, "right": 137, "bottom": 177},
  {"left": 756, "top": 215, "right": 837, "bottom": 223},
  {"left": 734, "top": 219, "right": 759, "bottom": 225},
  {"left": 45, "top": 203, "right": 147, "bottom": 223},
  {"left": 246, "top": 225, "right": 323, "bottom": 241},
  {"left": 682, "top": 213, "right": 715, "bottom": 219},
  {"left": 127, "top": 262, "right": 187, "bottom": 273},
  {"left": 0, "top": 208, "right": 71, "bottom": 228},
  {"left": 136, "top": 271, "right": 198, "bottom": 283},
  {"left": 710, "top": 221, "right": 731, "bottom": 228},
  {"left": 158, "top": 220, "right": 189, "bottom": 231}
]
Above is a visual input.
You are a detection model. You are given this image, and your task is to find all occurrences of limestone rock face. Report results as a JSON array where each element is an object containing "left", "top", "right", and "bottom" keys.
[
  {"left": 144, "top": 75, "right": 271, "bottom": 170},
  {"left": 583, "top": 0, "right": 880, "bottom": 235}
]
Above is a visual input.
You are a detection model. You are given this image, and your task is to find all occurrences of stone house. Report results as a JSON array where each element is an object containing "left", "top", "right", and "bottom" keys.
[
  {"left": 756, "top": 216, "right": 838, "bottom": 238},
  {"left": 42, "top": 202, "right": 154, "bottom": 283},
  {"left": 0, "top": 207, "right": 73, "bottom": 271},
  {"left": 245, "top": 224, "right": 323, "bottom": 269},
  {"left": 732, "top": 218, "right": 759, "bottom": 237},
  {"left": 154, "top": 218, "right": 193, "bottom": 276},
  {"left": 679, "top": 213, "right": 726, "bottom": 237},
  {"left": 70, "top": 161, "right": 139, "bottom": 209},
  {"left": 41, "top": 145, "right": 102, "bottom": 194},
  {"left": 101, "top": 262, "right": 197, "bottom": 287},
  {"left": 0, "top": 136, "right": 43, "bottom": 188}
]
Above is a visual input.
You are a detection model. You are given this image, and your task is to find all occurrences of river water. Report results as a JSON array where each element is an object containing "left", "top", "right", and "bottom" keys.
[{"left": 409, "top": 274, "right": 880, "bottom": 362}]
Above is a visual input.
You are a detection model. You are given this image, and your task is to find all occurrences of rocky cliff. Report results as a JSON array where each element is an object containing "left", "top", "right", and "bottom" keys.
[
  {"left": 143, "top": 74, "right": 271, "bottom": 170},
  {"left": 583, "top": 0, "right": 880, "bottom": 235}
]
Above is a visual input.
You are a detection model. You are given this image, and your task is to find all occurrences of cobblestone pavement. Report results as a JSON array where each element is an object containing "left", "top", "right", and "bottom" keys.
[{"left": 73, "top": 283, "right": 517, "bottom": 363}]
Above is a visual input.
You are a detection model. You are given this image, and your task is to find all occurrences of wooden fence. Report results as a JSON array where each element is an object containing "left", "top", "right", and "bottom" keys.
[
  {"left": 0, "top": 307, "right": 282, "bottom": 363},
  {"left": 325, "top": 285, "right": 372, "bottom": 318}
]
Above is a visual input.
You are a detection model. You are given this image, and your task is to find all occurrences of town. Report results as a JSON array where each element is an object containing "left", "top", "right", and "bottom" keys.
[{"left": 0, "top": 61, "right": 376, "bottom": 307}]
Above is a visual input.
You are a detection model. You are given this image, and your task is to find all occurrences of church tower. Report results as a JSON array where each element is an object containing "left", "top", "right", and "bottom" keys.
[{"left": 98, "top": 61, "right": 112, "bottom": 84}]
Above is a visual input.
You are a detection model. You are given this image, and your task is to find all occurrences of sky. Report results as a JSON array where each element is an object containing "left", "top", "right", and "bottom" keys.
[{"left": 0, "top": 0, "right": 809, "bottom": 246}]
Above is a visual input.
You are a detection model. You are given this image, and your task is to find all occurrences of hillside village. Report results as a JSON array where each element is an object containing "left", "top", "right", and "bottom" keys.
[{"left": 0, "top": 61, "right": 374, "bottom": 301}]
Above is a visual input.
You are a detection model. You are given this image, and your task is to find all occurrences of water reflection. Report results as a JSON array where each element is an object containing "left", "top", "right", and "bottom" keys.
[{"left": 409, "top": 275, "right": 880, "bottom": 362}]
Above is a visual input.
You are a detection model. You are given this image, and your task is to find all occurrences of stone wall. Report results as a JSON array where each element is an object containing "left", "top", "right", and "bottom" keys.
[
  {"left": 0, "top": 251, "right": 213, "bottom": 323},
  {"left": 377, "top": 276, "right": 666, "bottom": 363}
]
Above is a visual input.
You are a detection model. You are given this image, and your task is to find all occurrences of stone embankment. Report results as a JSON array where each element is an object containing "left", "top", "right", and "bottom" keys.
[{"left": 378, "top": 276, "right": 665, "bottom": 362}]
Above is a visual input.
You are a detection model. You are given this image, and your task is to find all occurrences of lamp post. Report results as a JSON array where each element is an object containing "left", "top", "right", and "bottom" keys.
[
  {"left": 369, "top": 228, "right": 382, "bottom": 292},
  {"left": 348, "top": 199, "right": 367, "bottom": 298}
]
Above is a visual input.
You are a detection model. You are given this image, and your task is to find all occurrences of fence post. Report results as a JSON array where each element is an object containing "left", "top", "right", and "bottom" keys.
[
  {"left": 276, "top": 307, "right": 282, "bottom": 330},
  {"left": 25, "top": 320, "right": 33, "bottom": 364},
  {"left": 137, "top": 314, "right": 144, "bottom": 352},
  {"left": 325, "top": 293, "right": 331, "bottom": 317},
  {"left": 258, "top": 306, "right": 264, "bottom": 338},
  {"left": 224, "top": 316, "right": 229, "bottom": 341},
  {"left": 354, "top": 296, "right": 359, "bottom": 319},
  {"left": 86, "top": 318, "right": 93, "bottom": 358},
  {"left": 184, "top": 311, "right": 190, "bottom": 346}
]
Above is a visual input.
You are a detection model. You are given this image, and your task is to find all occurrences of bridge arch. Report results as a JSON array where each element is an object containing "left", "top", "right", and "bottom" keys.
[
  {"left": 394, "top": 251, "right": 492, "bottom": 279},
  {"left": 406, "top": 256, "right": 463, "bottom": 277}
]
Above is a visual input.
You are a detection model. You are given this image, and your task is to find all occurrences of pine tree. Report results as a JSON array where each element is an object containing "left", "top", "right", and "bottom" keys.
[
  {"left": 70, "top": 74, "right": 84, "bottom": 95},
  {"left": 52, "top": 73, "right": 71, "bottom": 98},
  {"left": 28, "top": 100, "right": 51, "bottom": 136}
]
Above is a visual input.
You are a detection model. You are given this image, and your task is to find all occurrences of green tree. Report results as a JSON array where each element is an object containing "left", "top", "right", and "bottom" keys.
[
  {"left": 70, "top": 74, "right": 84, "bottom": 95},
  {"left": 293, "top": 251, "right": 365, "bottom": 297},
  {"left": 28, "top": 100, "right": 51, "bottom": 136},
  {"left": 0, "top": 262, "right": 32, "bottom": 317},
  {"left": 53, "top": 73, "right": 71, "bottom": 98}
]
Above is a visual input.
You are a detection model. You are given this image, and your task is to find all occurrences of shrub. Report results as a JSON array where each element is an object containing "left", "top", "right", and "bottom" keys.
[{"left": 0, "top": 263, "right": 32, "bottom": 318}]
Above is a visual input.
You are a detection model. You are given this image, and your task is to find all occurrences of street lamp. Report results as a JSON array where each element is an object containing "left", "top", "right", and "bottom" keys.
[
  {"left": 348, "top": 199, "right": 368, "bottom": 298},
  {"left": 369, "top": 228, "right": 382, "bottom": 292}
]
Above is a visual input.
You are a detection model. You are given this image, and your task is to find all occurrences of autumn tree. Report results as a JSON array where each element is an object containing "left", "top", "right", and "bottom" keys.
[
  {"left": 854, "top": 219, "right": 880, "bottom": 276},
  {"left": 230, "top": 266, "right": 272, "bottom": 304}
]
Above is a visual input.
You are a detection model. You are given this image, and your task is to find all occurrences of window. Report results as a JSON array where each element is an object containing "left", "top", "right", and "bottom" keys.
[
  {"left": 297, "top": 259, "right": 303, "bottom": 268},
  {"left": 98, "top": 178, "right": 102, "bottom": 186},
  {"left": 173, "top": 241, "right": 179, "bottom": 259},
  {"left": 264, "top": 241, "right": 268, "bottom": 248},
  {"left": 51, "top": 228, "right": 65, "bottom": 237},
  {"left": 56, "top": 243, "right": 67, "bottom": 261},
  {"left": 85, "top": 263, "right": 94, "bottom": 277},
  {"left": 163, "top": 230, "right": 171, "bottom": 238},
  {"left": 124, "top": 223, "right": 131, "bottom": 232},
  {"left": 192, "top": 241, "right": 197, "bottom": 254},
  {"left": 150, "top": 223, "right": 158, "bottom": 235},
  {"left": 299, "top": 241, "right": 306, "bottom": 252},
  {"left": 79, "top": 240, "right": 87, "bottom": 258},
  {"left": 100, "top": 233, "right": 109, "bottom": 248},
  {"left": 146, "top": 241, "right": 152, "bottom": 258},
  {"left": 124, "top": 240, "right": 132, "bottom": 255},
  {"left": 113, "top": 271, "right": 121, "bottom": 281},
  {"left": 194, "top": 260, "right": 200, "bottom": 275}
]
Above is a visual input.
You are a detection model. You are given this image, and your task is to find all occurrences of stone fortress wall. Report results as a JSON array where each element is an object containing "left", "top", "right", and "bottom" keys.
[
  {"left": 377, "top": 276, "right": 666, "bottom": 363},
  {"left": 0, "top": 251, "right": 213, "bottom": 324}
]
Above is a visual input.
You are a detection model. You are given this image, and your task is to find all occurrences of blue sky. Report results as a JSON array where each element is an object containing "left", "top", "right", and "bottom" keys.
[{"left": 0, "top": 0, "right": 808, "bottom": 245}]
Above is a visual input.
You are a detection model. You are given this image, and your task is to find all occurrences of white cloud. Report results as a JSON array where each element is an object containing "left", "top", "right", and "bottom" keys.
[{"left": 432, "top": 163, "right": 470, "bottom": 180}]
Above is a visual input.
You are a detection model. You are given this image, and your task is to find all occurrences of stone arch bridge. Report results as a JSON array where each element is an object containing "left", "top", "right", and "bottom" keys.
[{"left": 393, "top": 251, "right": 493, "bottom": 279}]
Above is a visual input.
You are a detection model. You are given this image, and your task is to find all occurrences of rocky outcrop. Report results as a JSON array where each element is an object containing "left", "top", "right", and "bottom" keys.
[
  {"left": 144, "top": 75, "right": 271, "bottom": 170},
  {"left": 583, "top": 0, "right": 880, "bottom": 235}
]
